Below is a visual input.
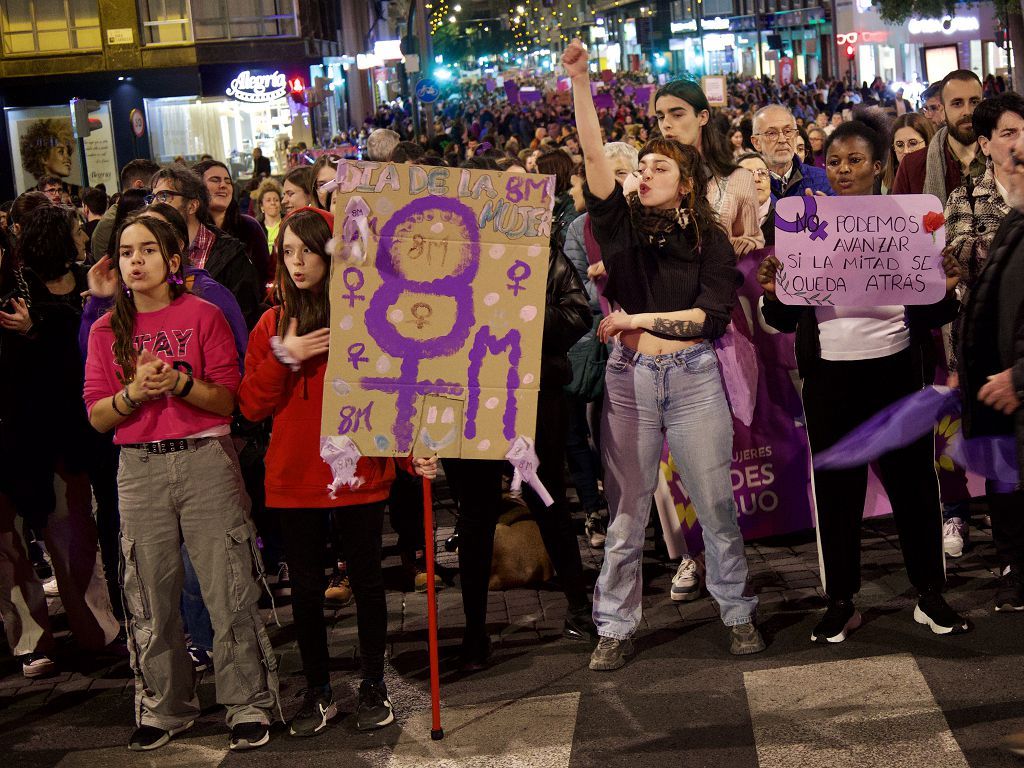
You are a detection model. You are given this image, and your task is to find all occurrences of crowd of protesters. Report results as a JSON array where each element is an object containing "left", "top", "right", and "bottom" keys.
[{"left": 3, "top": 41, "right": 1024, "bottom": 754}]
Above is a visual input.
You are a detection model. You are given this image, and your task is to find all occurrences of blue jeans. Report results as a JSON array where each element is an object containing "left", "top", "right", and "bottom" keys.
[
  {"left": 565, "top": 394, "right": 603, "bottom": 514},
  {"left": 593, "top": 342, "right": 757, "bottom": 638}
]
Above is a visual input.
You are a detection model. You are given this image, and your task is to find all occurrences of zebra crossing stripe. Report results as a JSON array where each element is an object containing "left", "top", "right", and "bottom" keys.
[{"left": 744, "top": 654, "right": 969, "bottom": 768}]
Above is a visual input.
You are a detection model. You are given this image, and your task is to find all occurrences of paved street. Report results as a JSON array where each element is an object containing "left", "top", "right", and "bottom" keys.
[{"left": 2, "top": 493, "right": 1023, "bottom": 768}]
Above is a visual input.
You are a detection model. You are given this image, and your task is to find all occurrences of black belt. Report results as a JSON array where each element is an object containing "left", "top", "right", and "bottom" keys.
[{"left": 123, "top": 438, "right": 208, "bottom": 454}]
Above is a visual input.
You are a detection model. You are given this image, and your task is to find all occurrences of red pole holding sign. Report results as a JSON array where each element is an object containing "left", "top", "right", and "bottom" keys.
[{"left": 422, "top": 476, "right": 444, "bottom": 740}]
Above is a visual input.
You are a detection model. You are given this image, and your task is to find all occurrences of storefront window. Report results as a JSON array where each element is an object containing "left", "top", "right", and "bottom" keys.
[
  {"left": 192, "top": 0, "right": 297, "bottom": 41},
  {"left": 145, "top": 95, "right": 292, "bottom": 175},
  {"left": 137, "top": 0, "right": 193, "bottom": 45},
  {"left": 1, "top": 0, "right": 101, "bottom": 55}
]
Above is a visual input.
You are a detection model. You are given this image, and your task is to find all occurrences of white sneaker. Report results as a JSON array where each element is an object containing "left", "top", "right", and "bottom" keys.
[
  {"left": 943, "top": 518, "right": 966, "bottom": 558},
  {"left": 42, "top": 576, "right": 60, "bottom": 597},
  {"left": 670, "top": 557, "right": 701, "bottom": 602}
]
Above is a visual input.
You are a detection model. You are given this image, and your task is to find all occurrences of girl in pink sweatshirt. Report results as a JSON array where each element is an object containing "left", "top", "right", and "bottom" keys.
[{"left": 83, "top": 214, "right": 278, "bottom": 753}]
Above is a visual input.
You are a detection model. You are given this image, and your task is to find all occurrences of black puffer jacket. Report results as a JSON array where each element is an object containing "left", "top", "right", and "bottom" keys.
[
  {"left": 541, "top": 248, "right": 591, "bottom": 389},
  {"left": 204, "top": 226, "right": 263, "bottom": 329},
  {"left": 959, "top": 208, "right": 1024, "bottom": 482}
]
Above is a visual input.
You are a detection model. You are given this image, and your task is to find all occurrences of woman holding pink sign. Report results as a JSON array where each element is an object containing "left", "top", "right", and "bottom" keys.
[{"left": 757, "top": 110, "right": 970, "bottom": 644}]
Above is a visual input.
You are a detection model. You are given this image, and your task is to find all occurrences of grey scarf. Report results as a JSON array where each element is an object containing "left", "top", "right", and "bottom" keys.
[{"left": 923, "top": 125, "right": 949, "bottom": 202}]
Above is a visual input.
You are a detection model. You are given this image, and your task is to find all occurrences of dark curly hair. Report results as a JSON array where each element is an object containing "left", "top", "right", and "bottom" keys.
[
  {"left": 825, "top": 106, "right": 891, "bottom": 164},
  {"left": 16, "top": 204, "right": 79, "bottom": 282},
  {"left": 19, "top": 119, "right": 74, "bottom": 180}
]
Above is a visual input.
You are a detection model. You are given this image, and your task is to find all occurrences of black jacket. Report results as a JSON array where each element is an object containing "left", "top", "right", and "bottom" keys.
[
  {"left": 204, "top": 227, "right": 263, "bottom": 329},
  {"left": 959, "top": 208, "right": 1024, "bottom": 481},
  {"left": 762, "top": 294, "right": 959, "bottom": 382},
  {"left": 541, "top": 248, "right": 591, "bottom": 389}
]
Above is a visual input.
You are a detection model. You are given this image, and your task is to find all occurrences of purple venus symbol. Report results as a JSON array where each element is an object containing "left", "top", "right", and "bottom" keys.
[
  {"left": 775, "top": 195, "right": 829, "bottom": 241},
  {"left": 506, "top": 260, "right": 530, "bottom": 296}
]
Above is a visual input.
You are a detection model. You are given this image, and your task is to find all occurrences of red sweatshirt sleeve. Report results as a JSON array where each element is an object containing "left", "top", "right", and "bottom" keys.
[{"left": 238, "top": 308, "right": 294, "bottom": 422}]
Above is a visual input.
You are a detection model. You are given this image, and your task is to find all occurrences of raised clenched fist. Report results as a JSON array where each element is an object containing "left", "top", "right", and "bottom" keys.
[{"left": 561, "top": 39, "right": 589, "bottom": 78}]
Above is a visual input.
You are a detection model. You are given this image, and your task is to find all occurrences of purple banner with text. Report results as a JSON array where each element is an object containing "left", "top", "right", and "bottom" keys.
[{"left": 660, "top": 248, "right": 814, "bottom": 552}]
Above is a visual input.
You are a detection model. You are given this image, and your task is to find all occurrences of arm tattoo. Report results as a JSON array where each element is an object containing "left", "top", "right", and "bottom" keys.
[{"left": 650, "top": 317, "right": 704, "bottom": 339}]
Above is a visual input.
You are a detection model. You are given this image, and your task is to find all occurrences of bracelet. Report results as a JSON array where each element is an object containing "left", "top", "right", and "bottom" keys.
[
  {"left": 177, "top": 372, "right": 194, "bottom": 398},
  {"left": 111, "top": 392, "right": 130, "bottom": 417},
  {"left": 122, "top": 387, "right": 143, "bottom": 410}
]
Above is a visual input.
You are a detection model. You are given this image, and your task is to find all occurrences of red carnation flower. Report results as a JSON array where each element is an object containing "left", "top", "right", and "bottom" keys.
[{"left": 923, "top": 211, "right": 945, "bottom": 243}]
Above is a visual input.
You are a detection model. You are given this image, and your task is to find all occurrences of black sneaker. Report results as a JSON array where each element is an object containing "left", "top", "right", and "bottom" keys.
[
  {"left": 995, "top": 566, "right": 1024, "bottom": 612},
  {"left": 289, "top": 685, "right": 337, "bottom": 737},
  {"left": 811, "top": 599, "right": 861, "bottom": 644},
  {"left": 356, "top": 679, "right": 395, "bottom": 731},
  {"left": 563, "top": 606, "right": 597, "bottom": 642},
  {"left": 914, "top": 592, "right": 971, "bottom": 635},
  {"left": 128, "top": 720, "right": 195, "bottom": 751},
  {"left": 457, "top": 634, "right": 492, "bottom": 673},
  {"left": 229, "top": 721, "right": 270, "bottom": 751}
]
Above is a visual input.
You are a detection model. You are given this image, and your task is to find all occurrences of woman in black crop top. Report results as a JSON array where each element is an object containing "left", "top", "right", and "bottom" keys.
[{"left": 563, "top": 39, "right": 764, "bottom": 671}]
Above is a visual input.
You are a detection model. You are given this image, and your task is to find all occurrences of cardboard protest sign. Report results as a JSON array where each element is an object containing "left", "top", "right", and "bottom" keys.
[
  {"left": 774, "top": 194, "right": 947, "bottom": 306},
  {"left": 323, "top": 162, "right": 555, "bottom": 461},
  {"left": 702, "top": 76, "right": 727, "bottom": 107}
]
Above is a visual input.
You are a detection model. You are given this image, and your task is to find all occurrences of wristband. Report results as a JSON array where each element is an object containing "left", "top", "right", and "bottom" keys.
[
  {"left": 111, "top": 393, "right": 130, "bottom": 417},
  {"left": 177, "top": 373, "right": 194, "bottom": 398},
  {"left": 122, "top": 387, "right": 143, "bottom": 410},
  {"left": 270, "top": 335, "right": 301, "bottom": 372}
]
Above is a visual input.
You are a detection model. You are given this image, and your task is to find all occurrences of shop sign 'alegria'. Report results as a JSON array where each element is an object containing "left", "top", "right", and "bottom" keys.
[
  {"left": 774, "top": 194, "right": 947, "bottom": 306},
  {"left": 322, "top": 161, "right": 555, "bottom": 460}
]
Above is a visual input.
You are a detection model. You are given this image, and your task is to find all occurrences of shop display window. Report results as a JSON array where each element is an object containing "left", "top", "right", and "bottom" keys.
[{"left": 145, "top": 96, "right": 292, "bottom": 174}]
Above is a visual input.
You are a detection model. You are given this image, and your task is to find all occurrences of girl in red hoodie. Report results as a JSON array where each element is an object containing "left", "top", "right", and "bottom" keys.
[{"left": 238, "top": 207, "right": 434, "bottom": 737}]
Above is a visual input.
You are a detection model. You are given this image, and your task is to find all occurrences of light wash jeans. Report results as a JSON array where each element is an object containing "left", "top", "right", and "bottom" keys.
[{"left": 593, "top": 342, "right": 757, "bottom": 639}]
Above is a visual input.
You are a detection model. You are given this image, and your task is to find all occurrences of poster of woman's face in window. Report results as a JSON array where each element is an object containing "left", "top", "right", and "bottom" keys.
[{"left": 4, "top": 103, "right": 118, "bottom": 195}]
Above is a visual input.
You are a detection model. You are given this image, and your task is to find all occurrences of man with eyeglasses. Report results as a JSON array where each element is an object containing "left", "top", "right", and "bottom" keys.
[
  {"left": 921, "top": 83, "right": 946, "bottom": 129},
  {"left": 894, "top": 70, "right": 985, "bottom": 199},
  {"left": 751, "top": 104, "right": 833, "bottom": 199},
  {"left": 149, "top": 165, "right": 261, "bottom": 328}
]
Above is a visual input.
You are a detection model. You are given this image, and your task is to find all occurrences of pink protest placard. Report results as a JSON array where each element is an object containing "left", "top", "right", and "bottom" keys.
[{"left": 774, "top": 194, "right": 947, "bottom": 306}]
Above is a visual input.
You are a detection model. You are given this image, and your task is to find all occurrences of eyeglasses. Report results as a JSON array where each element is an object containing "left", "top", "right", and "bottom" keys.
[
  {"left": 749, "top": 168, "right": 770, "bottom": 180},
  {"left": 894, "top": 138, "right": 925, "bottom": 152},
  {"left": 145, "top": 190, "right": 190, "bottom": 205},
  {"left": 754, "top": 128, "right": 797, "bottom": 142}
]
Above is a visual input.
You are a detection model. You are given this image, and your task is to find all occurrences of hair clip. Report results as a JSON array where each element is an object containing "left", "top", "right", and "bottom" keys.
[{"left": 167, "top": 274, "right": 184, "bottom": 286}]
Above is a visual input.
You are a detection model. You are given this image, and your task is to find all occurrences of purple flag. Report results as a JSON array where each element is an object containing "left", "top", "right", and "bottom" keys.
[
  {"left": 593, "top": 93, "right": 615, "bottom": 110},
  {"left": 504, "top": 80, "right": 520, "bottom": 104},
  {"left": 634, "top": 86, "right": 653, "bottom": 106},
  {"left": 814, "top": 386, "right": 960, "bottom": 470}
]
